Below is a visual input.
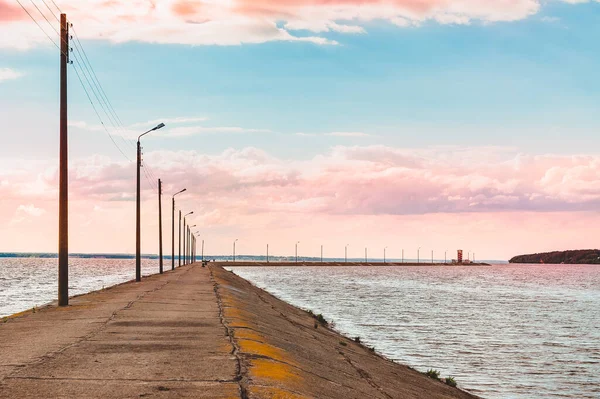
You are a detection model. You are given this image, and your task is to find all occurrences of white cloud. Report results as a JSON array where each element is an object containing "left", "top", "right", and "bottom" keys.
[
  {"left": 17, "top": 204, "right": 45, "bottom": 217},
  {"left": 167, "top": 125, "right": 271, "bottom": 137},
  {"left": 326, "top": 132, "right": 373, "bottom": 138},
  {"left": 0, "top": 68, "right": 23, "bottom": 82},
  {"left": 541, "top": 16, "right": 560, "bottom": 23},
  {"left": 0, "top": 0, "right": 585, "bottom": 49},
  {"left": 129, "top": 117, "right": 209, "bottom": 128},
  {"left": 68, "top": 116, "right": 269, "bottom": 139}
]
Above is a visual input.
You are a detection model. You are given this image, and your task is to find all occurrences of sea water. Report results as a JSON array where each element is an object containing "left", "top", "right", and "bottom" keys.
[{"left": 227, "top": 264, "right": 600, "bottom": 399}]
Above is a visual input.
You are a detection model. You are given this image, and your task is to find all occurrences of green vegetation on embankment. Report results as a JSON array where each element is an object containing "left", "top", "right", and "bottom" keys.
[{"left": 509, "top": 250, "right": 600, "bottom": 264}]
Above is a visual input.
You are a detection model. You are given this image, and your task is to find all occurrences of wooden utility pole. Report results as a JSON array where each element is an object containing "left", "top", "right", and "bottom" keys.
[
  {"left": 136, "top": 140, "right": 141, "bottom": 282},
  {"left": 58, "top": 13, "right": 69, "bottom": 307},
  {"left": 172, "top": 197, "right": 175, "bottom": 270},
  {"left": 158, "top": 179, "right": 163, "bottom": 274},
  {"left": 178, "top": 210, "right": 181, "bottom": 266}
]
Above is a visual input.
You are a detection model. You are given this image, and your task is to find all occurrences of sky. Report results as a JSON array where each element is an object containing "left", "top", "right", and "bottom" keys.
[{"left": 0, "top": 0, "right": 599, "bottom": 260}]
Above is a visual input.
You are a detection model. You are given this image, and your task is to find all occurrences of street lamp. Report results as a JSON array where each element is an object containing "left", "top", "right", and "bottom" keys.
[
  {"left": 233, "top": 239, "right": 238, "bottom": 262},
  {"left": 172, "top": 188, "right": 186, "bottom": 270},
  {"left": 384, "top": 246, "right": 387, "bottom": 264},
  {"left": 136, "top": 122, "right": 165, "bottom": 282},
  {"left": 193, "top": 231, "right": 201, "bottom": 263},
  {"left": 445, "top": 249, "right": 448, "bottom": 264},
  {"left": 183, "top": 211, "right": 193, "bottom": 265},
  {"left": 345, "top": 244, "right": 349, "bottom": 263},
  {"left": 188, "top": 225, "right": 197, "bottom": 264},
  {"left": 295, "top": 241, "right": 300, "bottom": 263},
  {"left": 418, "top": 247, "right": 421, "bottom": 264}
]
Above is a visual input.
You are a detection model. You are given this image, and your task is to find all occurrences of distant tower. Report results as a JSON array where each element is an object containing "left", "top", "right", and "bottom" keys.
[{"left": 457, "top": 250, "right": 463, "bottom": 264}]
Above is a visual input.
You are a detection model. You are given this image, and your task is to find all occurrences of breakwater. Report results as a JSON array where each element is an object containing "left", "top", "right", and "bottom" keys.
[
  {"left": 214, "top": 261, "right": 490, "bottom": 267},
  {"left": 0, "top": 263, "right": 479, "bottom": 398}
]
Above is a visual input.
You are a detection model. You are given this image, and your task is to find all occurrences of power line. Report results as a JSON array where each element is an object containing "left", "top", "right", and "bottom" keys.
[
  {"left": 39, "top": 0, "right": 60, "bottom": 23},
  {"left": 142, "top": 164, "right": 158, "bottom": 192},
  {"left": 144, "top": 159, "right": 159, "bottom": 180},
  {"left": 50, "top": 0, "right": 62, "bottom": 13},
  {"left": 14, "top": 0, "right": 65, "bottom": 56},
  {"left": 71, "top": 26, "right": 137, "bottom": 152},
  {"left": 18, "top": 3, "right": 161, "bottom": 177},
  {"left": 70, "top": 39, "right": 134, "bottom": 154},
  {"left": 70, "top": 57, "right": 133, "bottom": 162},
  {"left": 28, "top": 0, "right": 60, "bottom": 37},
  {"left": 70, "top": 24, "right": 163, "bottom": 183}
]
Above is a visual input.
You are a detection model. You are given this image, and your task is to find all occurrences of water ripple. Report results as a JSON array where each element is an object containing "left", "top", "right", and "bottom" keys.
[{"left": 228, "top": 264, "right": 600, "bottom": 399}]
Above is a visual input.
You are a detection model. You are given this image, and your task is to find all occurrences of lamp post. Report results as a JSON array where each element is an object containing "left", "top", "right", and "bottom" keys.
[
  {"left": 172, "top": 189, "right": 186, "bottom": 270},
  {"left": 384, "top": 247, "right": 387, "bottom": 264},
  {"left": 136, "top": 122, "right": 165, "bottom": 282},
  {"left": 345, "top": 244, "right": 349, "bottom": 263},
  {"left": 183, "top": 212, "right": 193, "bottom": 265},
  {"left": 178, "top": 210, "right": 181, "bottom": 266},
  {"left": 365, "top": 247, "right": 368, "bottom": 263},
  {"left": 267, "top": 244, "right": 269, "bottom": 263},
  {"left": 402, "top": 249, "right": 404, "bottom": 263},
  {"left": 295, "top": 241, "right": 300, "bottom": 263},
  {"left": 321, "top": 245, "right": 323, "bottom": 263},
  {"left": 233, "top": 239, "right": 238, "bottom": 262},
  {"left": 418, "top": 247, "right": 421, "bottom": 264},
  {"left": 445, "top": 249, "right": 448, "bottom": 264},
  {"left": 431, "top": 250, "right": 434, "bottom": 264},
  {"left": 194, "top": 231, "right": 200, "bottom": 263},
  {"left": 158, "top": 179, "right": 163, "bottom": 274},
  {"left": 188, "top": 225, "right": 196, "bottom": 264}
]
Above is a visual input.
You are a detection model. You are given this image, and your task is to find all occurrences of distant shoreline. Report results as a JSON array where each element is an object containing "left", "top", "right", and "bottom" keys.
[
  {"left": 217, "top": 261, "right": 492, "bottom": 267},
  {"left": 0, "top": 253, "right": 159, "bottom": 260},
  {"left": 510, "top": 250, "right": 600, "bottom": 265},
  {"left": 0, "top": 253, "right": 501, "bottom": 264}
]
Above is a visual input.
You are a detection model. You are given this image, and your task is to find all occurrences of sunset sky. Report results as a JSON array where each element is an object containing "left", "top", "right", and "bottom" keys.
[{"left": 1, "top": 0, "right": 599, "bottom": 260}]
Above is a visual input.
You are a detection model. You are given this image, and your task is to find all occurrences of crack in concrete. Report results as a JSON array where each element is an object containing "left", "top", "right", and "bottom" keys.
[
  {"left": 338, "top": 350, "right": 393, "bottom": 399},
  {"left": 223, "top": 268, "right": 395, "bottom": 398},
  {"left": 5, "top": 376, "right": 238, "bottom": 383},
  {"left": 3, "top": 267, "right": 192, "bottom": 380},
  {"left": 210, "top": 266, "right": 248, "bottom": 399}
]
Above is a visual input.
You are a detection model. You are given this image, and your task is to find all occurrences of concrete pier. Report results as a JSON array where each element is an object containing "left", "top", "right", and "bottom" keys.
[{"left": 0, "top": 264, "right": 480, "bottom": 398}]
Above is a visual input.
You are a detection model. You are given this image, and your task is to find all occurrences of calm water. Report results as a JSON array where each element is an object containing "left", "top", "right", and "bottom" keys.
[
  {"left": 227, "top": 265, "right": 600, "bottom": 399},
  {"left": 0, "top": 258, "right": 160, "bottom": 317}
]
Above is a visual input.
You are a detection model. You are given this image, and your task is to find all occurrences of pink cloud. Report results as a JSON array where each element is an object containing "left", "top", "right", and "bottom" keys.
[
  {"left": 4, "top": 145, "right": 600, "bottom": 217},
  {"left": 0, "top": 1, "right": 24, "bottom": 22},
  {"left": 171, "top": 0, "right": 204, "bottom": 18},
  {"left": 1, "top": 145, "right": 600, "bottom": 258},
  {"left": 1, "top": 0, "right": 579, "bottom": 49}
]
